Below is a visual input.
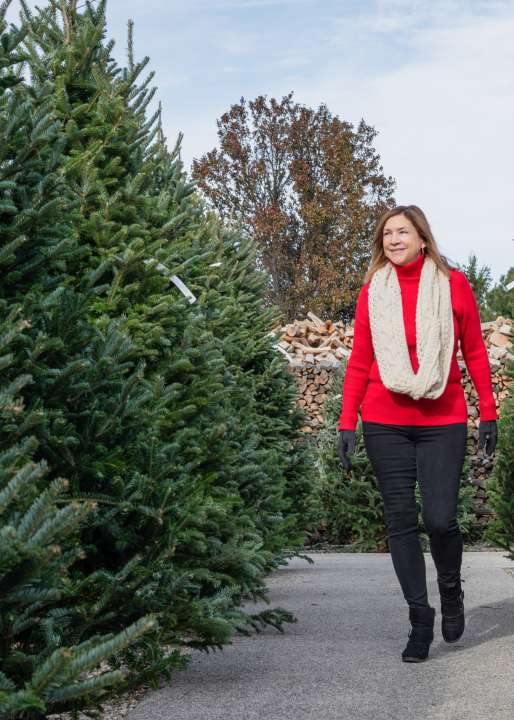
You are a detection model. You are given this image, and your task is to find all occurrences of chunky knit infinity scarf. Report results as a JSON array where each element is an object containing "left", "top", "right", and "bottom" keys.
[{"left": 367, "top": 253, "right": 454, "bottom": 400}]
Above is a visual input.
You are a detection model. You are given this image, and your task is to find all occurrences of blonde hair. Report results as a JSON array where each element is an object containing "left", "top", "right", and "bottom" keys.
[{"left": 363, "top": 205, "right": 457, "bottom": 285}]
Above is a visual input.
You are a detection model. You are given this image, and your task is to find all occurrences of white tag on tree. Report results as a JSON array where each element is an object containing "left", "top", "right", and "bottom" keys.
[
  {"left": 170, "top": 275, "right": 197, "bottom": 304},
  {"left": 143, "top": 258, "right": 197, "bottom": 304}
]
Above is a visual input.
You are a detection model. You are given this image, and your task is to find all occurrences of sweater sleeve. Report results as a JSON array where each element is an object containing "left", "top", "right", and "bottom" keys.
[
  {"left": 338, "top": 284, "right": 374, "bottom": 431},
  {"left": 456, "top": 272, "right": 498, "bottom": 421}
]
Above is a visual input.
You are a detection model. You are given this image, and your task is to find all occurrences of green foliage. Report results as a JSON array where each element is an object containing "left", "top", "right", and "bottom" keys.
[
  {"left": 457, "top": 253, "right": 513, "bottom": 321},
  {"left": 484, "top": 268, "right": 514, "bottom": 321},
  {"left": 0, "top": 2, "right": 318, "bottom": 709},
  {"left": 484, "top": 355, "right": 514, "bottom": 559},
  {"left": 0, "top": 310, "right": 156, "bottom": 719},
  {"left": 457, "top": 252, "right": 494, "bottom": 312},
  {"left": 315, "top": 364, "right": 388, "bottom": 551}
]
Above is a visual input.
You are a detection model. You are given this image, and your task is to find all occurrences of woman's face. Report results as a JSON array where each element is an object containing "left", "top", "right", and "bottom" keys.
[{"left": 382, "top": 214, "right": 425, "bottom": 266}]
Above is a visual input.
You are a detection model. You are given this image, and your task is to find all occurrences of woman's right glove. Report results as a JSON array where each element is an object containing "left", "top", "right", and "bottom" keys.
[
  {"left": 337, "top": 429, "right": 356, "bottom": 471},
  {"left": 478, "top": 420, "right": 497, "bottom": 456}
]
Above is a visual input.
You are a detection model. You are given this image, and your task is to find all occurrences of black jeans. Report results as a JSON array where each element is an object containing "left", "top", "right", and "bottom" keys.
[{"left": 362, "top": 421, "right": 468, "bottom": 608}]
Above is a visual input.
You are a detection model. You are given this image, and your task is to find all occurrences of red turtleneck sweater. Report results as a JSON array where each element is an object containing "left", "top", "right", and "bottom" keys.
[{"left": 338, "top": 252, "right": 498, "bottom": 431}]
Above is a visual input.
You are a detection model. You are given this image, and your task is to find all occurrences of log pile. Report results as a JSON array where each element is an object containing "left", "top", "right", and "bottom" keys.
[{"left": 272, "top": 311, "right": 352, "bottom": 369}]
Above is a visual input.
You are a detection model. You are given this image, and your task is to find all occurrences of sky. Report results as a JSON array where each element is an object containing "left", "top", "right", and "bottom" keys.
[{"left": 6, "top": 0, "right": 514, "bottom": 284}]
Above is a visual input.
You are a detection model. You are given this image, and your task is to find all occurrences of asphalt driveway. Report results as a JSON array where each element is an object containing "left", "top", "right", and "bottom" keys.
[{"left": 128, "top": 551, "right": 514, "bottom": 720}]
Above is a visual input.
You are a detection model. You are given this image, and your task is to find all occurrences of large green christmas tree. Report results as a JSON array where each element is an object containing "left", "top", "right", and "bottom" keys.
[
  {"left": 0, "top": 0, "right": 318, "bottom": 688},
  {"left": 0, "top": 307, "right": 156, "bottom": 718}
]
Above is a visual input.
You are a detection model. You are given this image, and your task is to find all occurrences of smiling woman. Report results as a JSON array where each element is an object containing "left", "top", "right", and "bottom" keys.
[
  {"left": 336, "top": 203, "right": 498, "bottom": 663},
  {"left": 338, "top": 204, "right": 497, "bottom": 430},
  {"left": 383, "top": 214, "right": 426, "bottom": 265}
]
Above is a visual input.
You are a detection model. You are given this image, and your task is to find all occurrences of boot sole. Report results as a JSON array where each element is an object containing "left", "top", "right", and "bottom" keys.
[
  {"left": 442, "top": 612, "right": 465, "bottom": 643},
  {"left": 442, "top": 628, "right": 464, "bottom": 643},
  {"left": 402, "top": 606, "right": 435, "bottom": 662}
]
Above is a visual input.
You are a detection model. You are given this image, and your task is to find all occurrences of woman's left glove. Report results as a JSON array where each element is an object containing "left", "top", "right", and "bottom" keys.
[
  {"left": 337, "top": 430, "right": 356, "bottom": 471},
  {"left": 478, "top": 420, "right": 497, "bottom": 456}
]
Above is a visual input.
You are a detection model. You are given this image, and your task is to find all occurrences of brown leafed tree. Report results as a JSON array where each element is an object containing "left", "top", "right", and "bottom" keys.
[{"left": 192, "top": 91, "right": 396, "bottom": 322}]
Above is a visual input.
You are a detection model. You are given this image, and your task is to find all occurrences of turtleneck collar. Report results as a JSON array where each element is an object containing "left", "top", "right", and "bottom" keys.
[{"left": 390, "top": 250, "right": 425, "bottom": 279}]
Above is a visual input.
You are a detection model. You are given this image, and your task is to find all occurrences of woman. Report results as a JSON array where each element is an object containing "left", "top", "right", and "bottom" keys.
[{"left": 336, "top": 204, "right": 497, "bottom": 663}]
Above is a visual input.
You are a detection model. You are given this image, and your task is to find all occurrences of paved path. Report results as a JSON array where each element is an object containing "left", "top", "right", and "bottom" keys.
[{"left": 129, "top": 552, "right": 514, "bottom": 720}]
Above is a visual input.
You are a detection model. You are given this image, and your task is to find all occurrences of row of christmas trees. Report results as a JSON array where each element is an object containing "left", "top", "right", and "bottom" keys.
[{"left": 0, "top": 1, "right": 319, "bottom": 716}]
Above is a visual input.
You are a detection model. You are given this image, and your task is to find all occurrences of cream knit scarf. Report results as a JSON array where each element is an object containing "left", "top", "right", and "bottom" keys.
[{"left": 367, "top": 253, "right": 454, "bottom": 400}]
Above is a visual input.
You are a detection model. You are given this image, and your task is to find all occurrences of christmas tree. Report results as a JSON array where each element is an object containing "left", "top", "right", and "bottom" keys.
[
  {"left": 0, "top": 306, "right": 155, "bottom": 719},
  {"left": 484, "top": 354, "right": 514, "bottom": 559},
  {"left": 6, "top": 0, "right": 317, "bottom": 684},
  {"left": 316, "top": 364, "right": 388, "bottom": 551}
]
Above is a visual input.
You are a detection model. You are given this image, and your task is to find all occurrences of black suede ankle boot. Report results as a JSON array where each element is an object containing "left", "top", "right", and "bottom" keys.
[
  {"left": 401, "top": 605, "right": 436, "bottom": 663},
  {"left": 438, "top": 578, "right": 465, "bottom": 643}
]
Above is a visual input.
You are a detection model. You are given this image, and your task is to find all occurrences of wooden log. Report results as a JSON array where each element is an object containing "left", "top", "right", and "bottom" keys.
[
  {"left": 292, "top": 341, "right": 335, "bottom": 354},
  {"left": 307, "top": 311, "right": 325, "bottom": 329},
  {"left": 318, "top": 331, "right": 339, "bottom": 348}
]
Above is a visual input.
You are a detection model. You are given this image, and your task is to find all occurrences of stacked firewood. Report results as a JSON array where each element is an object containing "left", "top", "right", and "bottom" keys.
[
  {"left": 272, "top": 314, "right": 513, "bottom": 434},
  {"left": 272, "top": 311, "right": 352, "bottom": 368}
]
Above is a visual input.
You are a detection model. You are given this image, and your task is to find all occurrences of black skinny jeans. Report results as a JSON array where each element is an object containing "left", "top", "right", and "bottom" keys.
[{"left": 362, "top": 421, "right": 468, "bottom": 609}]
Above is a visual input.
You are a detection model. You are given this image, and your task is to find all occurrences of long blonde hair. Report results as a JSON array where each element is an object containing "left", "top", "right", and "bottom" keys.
[{"left": 363, "top": 205, "right": 457, "bottom": 285}]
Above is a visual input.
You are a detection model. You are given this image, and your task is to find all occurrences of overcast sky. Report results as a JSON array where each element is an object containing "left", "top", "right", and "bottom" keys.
[{"left": 7, "top": 0, "right": 514, "bottom": 283}]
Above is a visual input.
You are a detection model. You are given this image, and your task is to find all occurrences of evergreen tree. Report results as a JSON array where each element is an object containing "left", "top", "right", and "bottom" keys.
[
  {"left": 316, "top": 365, "right": 388, "bottom": 551},
  {"left": 10, "top": 0, "right": 316, "bottom": 683},
  {"left": 457, "top": 253, "right": 493, "bottom": 313},
  {"left": 484, "top": 355, "right": 514, "bottom": 559},
  {"left": 194, "top": 221, "right": 321, "bottom": 559},
  {"left": 0, "top": 308, "right": 155, "bottom": 719},
  {"left": 484, "top": 268, "right": 514, "bottom": 321},
  {"left": 0, "top": 0, "right": 188, "bottom": 686}
]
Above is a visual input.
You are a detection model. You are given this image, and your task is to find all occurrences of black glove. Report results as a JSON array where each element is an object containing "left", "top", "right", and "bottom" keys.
[
  {"left": 337, "top": 429, "right": 356, "bottom": 471},
  {"left": 478, "top": 420, "right": 497, "bottom": 456}
]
